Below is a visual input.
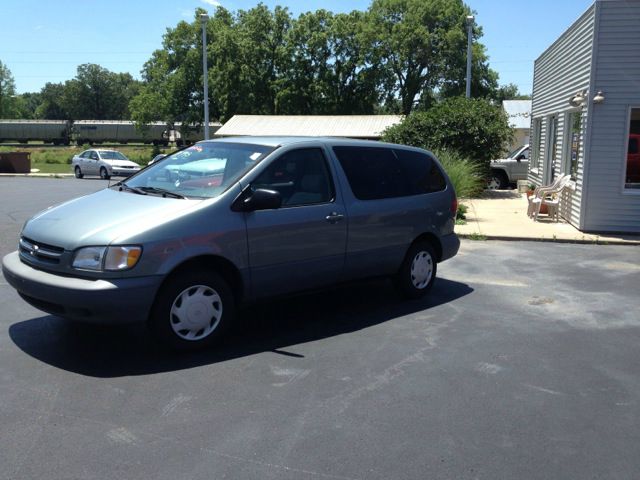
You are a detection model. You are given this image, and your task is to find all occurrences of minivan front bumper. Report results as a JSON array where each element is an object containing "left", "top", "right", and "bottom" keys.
[{"left": 2, "top": 251, "right": 162, "bottom": 324}]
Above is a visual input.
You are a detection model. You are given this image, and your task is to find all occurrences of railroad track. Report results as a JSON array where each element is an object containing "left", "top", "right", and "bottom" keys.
[{"left": 0, "top": 143, "right": 162, "bottom": 149}]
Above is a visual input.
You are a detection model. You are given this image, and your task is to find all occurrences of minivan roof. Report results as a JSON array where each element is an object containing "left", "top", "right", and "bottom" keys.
[{"left": 201, "top": 136, "right": 402, "bottom": 148}]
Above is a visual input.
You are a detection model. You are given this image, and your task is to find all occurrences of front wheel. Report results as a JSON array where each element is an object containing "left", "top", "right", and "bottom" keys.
[
  {"left": 99, "top": 167, "right": 110, "bottom": 180},
  {"left": 148, "top": 270, "right": 235, "bottom": 350},
  {"left": 74, "top": 166, "right": 83, "bottom": 179},
  {"left": 394, "top": 241, "right": 437, "bottom": 299}
]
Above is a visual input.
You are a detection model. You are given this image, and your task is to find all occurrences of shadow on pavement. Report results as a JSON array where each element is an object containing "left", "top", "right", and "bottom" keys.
[
  {"left": 481, "top": 189, "right": 522, "bottom": 200},
  {"left": 9, "top": 277, "right": 473, "bottom": 378}
]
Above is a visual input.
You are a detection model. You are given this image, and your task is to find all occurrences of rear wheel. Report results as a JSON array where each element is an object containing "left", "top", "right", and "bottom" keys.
[
  {"left": 99, "top": 167, "right": 110, "bottom": 180},
  {"left": 148, "top": 270, "right": 235, "bottom": 350},
  {"left": 487, "top": 170, "right": 508, "bottom": 190},
  {"left": 394, "top": 241, "right": 437, "bottom": 299},
  {"left": 74, "top": 166, "right": 83, "bottom": 179}
]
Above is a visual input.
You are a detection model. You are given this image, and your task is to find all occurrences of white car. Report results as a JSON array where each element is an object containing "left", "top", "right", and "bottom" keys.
[{"left": 72, "top": 149, "right": 141, "bottom": 180}]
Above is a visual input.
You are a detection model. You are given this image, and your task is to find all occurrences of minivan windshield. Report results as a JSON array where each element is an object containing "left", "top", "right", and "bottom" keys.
[{"left": 124, "top": 142, "right": 275, "bottom": 199}]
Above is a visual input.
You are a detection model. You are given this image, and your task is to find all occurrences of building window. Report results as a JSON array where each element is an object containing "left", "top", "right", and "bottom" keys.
[
  {"left": 625, "top": 108, "right": 640, "bottom": 190},
  {"left": 531, "top": 118, "right": 542, "bottom": 169},
  {"left": 548, "top": 115, "right": 558, "bottom": 171},
  {"left": 564, "top": 111, "right": 581, "bottom": 180}
]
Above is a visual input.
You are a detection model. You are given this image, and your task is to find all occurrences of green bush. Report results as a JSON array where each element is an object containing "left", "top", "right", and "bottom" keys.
[
  {"left": 382, "top": 97, "right": 514, "bottom": 171},
  {"left": 456, "top": 203, "right": 468, "bottom": 221},
  {"left": 434, "top": 149, "right": 486, "bottom": 199},
  {"left": 151, "top": 144, "right": 162, "bottom": 160}
]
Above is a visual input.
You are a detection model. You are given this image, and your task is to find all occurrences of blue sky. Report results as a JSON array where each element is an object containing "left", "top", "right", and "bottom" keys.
[{"left": 1, "top": 0, "right": 594, "bottom": 95}]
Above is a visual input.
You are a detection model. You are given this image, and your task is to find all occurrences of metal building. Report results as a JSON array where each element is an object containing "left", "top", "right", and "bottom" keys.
[
  {"left": 529, "top": 0, "right": 640, "bottom": 233},
  {"left": 215, "top": 115, "right": 403, "bottom": 140}
]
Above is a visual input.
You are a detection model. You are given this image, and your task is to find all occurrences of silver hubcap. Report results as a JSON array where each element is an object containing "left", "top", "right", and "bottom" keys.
[
  {"left": 410, "top": 251, "right": 433, "bottom": 289},
  {"left": 487, "top": 177, "right": 500, "bottom": 189},
  {"left": 170, "top": 285, "right": 222, "bottom": 341}
]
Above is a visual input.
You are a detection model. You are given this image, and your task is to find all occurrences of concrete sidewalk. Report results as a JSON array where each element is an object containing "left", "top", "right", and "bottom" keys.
[{"left": 455, "top": 190, "right": 640, "bottom": 245}]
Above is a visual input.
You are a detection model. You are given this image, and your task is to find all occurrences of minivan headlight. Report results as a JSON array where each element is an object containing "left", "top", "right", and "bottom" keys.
[{"left": 72, "top": 246, "right": 142, "bottom": 271}]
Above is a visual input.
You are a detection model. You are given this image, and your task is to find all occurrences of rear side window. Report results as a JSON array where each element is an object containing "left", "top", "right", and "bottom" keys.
[
  {"left": 393, "top": 149, "right": 446, "bottom": 194},
  {"left": 333, "top": 146, "right": 446, "bottom": 200},
  {"left": 629, "top": 138, "right": 638, "bottom": 154}
]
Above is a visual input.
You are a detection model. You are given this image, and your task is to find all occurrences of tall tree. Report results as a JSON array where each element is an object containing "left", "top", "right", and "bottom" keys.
[
  {"left": 492, "top": 83, "right": 531, "bottom": 102},
  {"left": 278, "top": 10, "right": 381, "bottom": 114},
  {"left": 0, "top": 60, "right": 18, "bottom": 118},
  {"left": 366, "top": 0, "right": 478, "bottom": 115},
  {"left": 436, "top": 42, "right": 499, "bottom": 103},
  {"left": 13, "top": 92, "right": 41, "bottom": 119},
  {"left": 131, "top": 7, "right": 235, "bottom": 125},
  {"left": 35, "top": 82, "right": 69, "bottom": 119},
  {"left": 234, "top": 4, "right": 292, "bottom": 115},
  {"left": 61, "top": 64, "right": 140, "bottom": 119}
]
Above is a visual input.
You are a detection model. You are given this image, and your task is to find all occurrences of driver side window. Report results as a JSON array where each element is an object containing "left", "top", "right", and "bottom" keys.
[{"left": 252, "top": 148, "right": 334, "bottom": 207}]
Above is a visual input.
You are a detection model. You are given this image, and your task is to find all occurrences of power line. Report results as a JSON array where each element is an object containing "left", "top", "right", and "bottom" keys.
[{"left": 2, "top": 51, "right": 154, "bottom": 54}]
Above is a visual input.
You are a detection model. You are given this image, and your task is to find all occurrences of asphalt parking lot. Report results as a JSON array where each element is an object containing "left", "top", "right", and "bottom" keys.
[{"left": 1, "top": 177, "right": 640, "bottom": 479}]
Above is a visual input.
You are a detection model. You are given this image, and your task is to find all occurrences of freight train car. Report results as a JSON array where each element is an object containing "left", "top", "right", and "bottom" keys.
[
  {"left": 0, "top": 120, "right": 71, "bottom": 144},
  {"left": 72, "top": 120, "right": 169, "bottom": 145},
  {"left": 0, "top": 119, "right": 222, "bottom": 145},
  {"left": 172, "top": 122, "right": 222, "bottom": 145}
]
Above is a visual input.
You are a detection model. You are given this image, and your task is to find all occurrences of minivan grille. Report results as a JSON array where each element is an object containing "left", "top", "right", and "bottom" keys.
[{"left": 19, "top": 236, "right": 64, "bottom": 265}]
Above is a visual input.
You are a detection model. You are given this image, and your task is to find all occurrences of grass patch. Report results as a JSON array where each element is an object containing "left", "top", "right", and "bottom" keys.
[
  {"left": 0, "top": 145, "right": 172, "bottom": 173},
  {"left": 467, "top": 233, "right": 487, "bottom": 241},
  {"left": 435, "top": 149, "right": 486, "bottom": 199},
  {"left": 31, "top": 162, "right": 74, "bottom": 174}
]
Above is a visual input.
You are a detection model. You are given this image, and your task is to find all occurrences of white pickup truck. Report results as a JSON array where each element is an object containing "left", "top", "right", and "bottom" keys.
[{"left": 487, "top": 144, "right": 530, "bottom": 189}]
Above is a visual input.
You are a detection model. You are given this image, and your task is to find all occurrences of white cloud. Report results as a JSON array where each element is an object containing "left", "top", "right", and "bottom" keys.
[
  {"left": 201, "top": 0, "right": 221, "bottom": 6},
  {"left": 180, "top": 9, "right": 193, "bottom": 18}
]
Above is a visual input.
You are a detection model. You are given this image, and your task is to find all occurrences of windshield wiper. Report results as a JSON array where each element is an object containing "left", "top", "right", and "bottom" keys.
[
  {"left": 137, "top": 186, "right": 186, "bottom": 199},
  {"left": 114, "top": 182, "right": 148, "bottom": 196}
]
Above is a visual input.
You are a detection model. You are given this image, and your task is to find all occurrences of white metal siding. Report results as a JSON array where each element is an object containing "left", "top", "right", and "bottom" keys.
[
  {"left": 583, "top": 1, "right": 640, "bottom": 232},
  {"left": 529, "top": 5, "right": 595, "bottom": 229}
]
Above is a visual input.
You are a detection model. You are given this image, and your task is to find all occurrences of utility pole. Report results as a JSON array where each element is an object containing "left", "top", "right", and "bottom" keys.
[
  {"left": 465, "top": 15, "right": 474, "bottom": 98},
  {"left": 201, "top": 13, "right": 210, "bottom": 140}
]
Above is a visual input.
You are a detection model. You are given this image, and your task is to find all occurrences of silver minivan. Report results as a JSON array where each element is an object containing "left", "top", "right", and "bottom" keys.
[{"left": 3, "top": 137, "right": 460, "bottom": 350}]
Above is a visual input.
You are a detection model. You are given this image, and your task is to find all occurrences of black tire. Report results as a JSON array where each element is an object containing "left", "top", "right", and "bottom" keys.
[
  {"left": 487, "top": 170, "right": 508, "bottom": 190},
  {"left": 99, "top": 167, "right": 110, "bottom": 180},
  {"left": 394, "top": 241, "right": 437, "bottom": 299},
  {"left": 74, "top": 166, "right": 83, "bottom": 179},
  {"left": 148, "top": 269, "right": 235, "bottom": 351}
]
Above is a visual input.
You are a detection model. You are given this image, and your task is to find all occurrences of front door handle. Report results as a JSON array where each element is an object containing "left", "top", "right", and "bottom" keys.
[{"left": 325, "top": 212, "right": 344, "bottom": 224}]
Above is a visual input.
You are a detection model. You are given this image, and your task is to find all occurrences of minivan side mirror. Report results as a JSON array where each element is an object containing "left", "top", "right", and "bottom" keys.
[
  {"left": 516, "top": 154, "right": 526, "bottom": 161},
  {"left": 233, "top": 188, "right": 282, "bottom": 212}
]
